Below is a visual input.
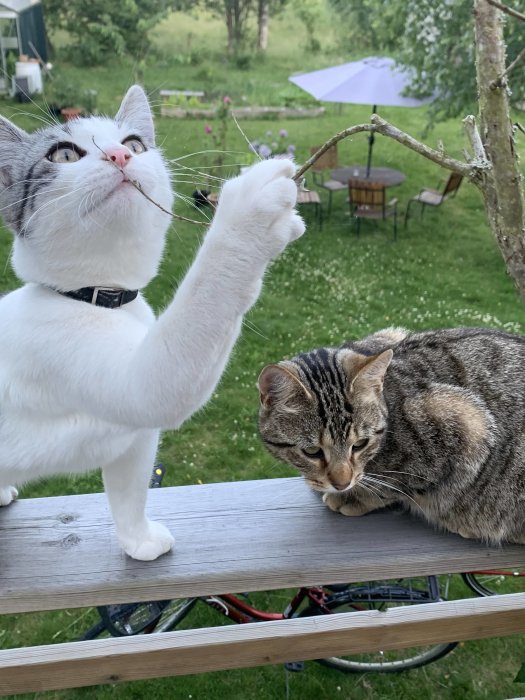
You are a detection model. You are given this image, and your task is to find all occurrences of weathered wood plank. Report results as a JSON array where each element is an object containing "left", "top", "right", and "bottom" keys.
[
  {"left": 1, "top": 477, "right": 524, "bottom": 613},
  {"left": 0, "top": 593, "right": 524, "bottom": 695}
]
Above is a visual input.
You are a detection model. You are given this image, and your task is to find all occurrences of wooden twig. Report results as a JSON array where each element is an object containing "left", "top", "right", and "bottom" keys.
[
  {"left": 490, "top": 44, "right": 525, "bottom": 88},
  {"left": 293, "top": 123, "right": 374, "bottom": 182},
  {"left": 486, "top": 0, "right": 525, "bottom": 22},
  {"left": 515, "top": 121, "right": 525, "bottom": 136}
]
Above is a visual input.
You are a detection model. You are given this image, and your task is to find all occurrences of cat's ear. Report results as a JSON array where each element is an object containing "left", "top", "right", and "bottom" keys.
[
  {"left": 342, "top": 349, "right": 393, "bottom": 397},
  {"left": 0, "top": 116, "right": 28, "bottom": 188},
  {"left": 115, "top": 85, "right": 155, "bottom": 146},
  {"left": 257, "top": 363, "right": 313, "bottom": 411}
]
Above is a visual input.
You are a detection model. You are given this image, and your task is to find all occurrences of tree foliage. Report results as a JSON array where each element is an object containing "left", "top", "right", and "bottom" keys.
[
  {"left": 43, "top": 0, "right": 179, "bottom": 65},
  {"left": 327, "top": 0, "right": 525, "bottom": 123},
  {"left": 327, "top": 0, "right": 409, "bottom": 53},
  {"left": 399, "top": 0, "right": 525, "bottom": 123}
]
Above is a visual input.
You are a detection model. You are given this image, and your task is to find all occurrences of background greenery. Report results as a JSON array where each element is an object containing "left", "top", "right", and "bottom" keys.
[{"left": 0, "top": 3, "right": 524, "bottom": 699}]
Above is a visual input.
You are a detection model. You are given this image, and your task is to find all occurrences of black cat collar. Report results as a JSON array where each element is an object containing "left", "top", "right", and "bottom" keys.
[{"left": 56, "top": 286, "right": 139, "bottom": 308}]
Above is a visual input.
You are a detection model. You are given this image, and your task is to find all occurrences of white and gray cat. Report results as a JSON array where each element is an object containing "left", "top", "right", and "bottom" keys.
[{"left": 0, "top": 85, "right": 304, "bottom": 560}]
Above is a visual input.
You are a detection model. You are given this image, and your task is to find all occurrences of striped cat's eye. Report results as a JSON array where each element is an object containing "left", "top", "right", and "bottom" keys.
[
  {"left": 123, "top": 136, "right": 146, "bottom": 154},
  {"left": 46, "top": 143, "right": 85, "bottom": 164},
  {"left": 302, "top": 446, "right": 325, "bottom": 460},
  {"left": 352, "top": 438, "right": 369, "bottom": 451}
]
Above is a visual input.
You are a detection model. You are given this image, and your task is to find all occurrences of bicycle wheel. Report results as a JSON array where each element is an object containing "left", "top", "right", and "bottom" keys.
[
  {"left": 82, "top": 598, "right": 197, "bottom": 639},
  {"left": 300, "top": 577, "right": 457, "bottom": 673},
  {"left": 462, "top": 570, "right": 525, "bottom": 597}
]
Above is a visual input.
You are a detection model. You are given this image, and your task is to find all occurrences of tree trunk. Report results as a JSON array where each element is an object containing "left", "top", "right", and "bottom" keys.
[
  {"left": 257, "top": 0, "right": 270, "bottom": 50},
  {"left": 473, "top": 0, "right": 525, "bottom": 305},
  {"left": 225, "top": 0, "right": 235, "bottom": 54}
]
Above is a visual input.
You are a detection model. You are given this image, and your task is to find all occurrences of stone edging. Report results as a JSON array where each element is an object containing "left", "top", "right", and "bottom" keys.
[{"left": 160, "top": 105, "right": 325, "bottom": 119}]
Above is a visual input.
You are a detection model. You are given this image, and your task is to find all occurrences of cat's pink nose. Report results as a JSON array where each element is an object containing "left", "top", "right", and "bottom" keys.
[{"left": 104, "top": 146, "right": 132, "bottom": 168}]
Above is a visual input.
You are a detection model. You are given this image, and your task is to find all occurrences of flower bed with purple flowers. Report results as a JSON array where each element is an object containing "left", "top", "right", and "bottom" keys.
[{"left": 249, "top": 129, "right": 296, "bottom": 159}]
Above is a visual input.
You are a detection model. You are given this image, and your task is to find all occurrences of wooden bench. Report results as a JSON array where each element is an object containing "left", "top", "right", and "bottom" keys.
[{"left": 0, "top": 477, "right": 524, "bottom": 695}]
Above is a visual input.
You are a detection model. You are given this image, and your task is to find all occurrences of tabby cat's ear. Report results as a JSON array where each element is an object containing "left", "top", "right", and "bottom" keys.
[
  {"left": 0, "top": 116, "right": 28, "bottom": 188},
  {"left": 257, "top": 363, "right": 313, "bottom": 411},
  {"left": 342, "top": 349, "right": 393, "bottom": 396},
  {"left": 115, "top": 85, "right": 155, "bottom": 146}
]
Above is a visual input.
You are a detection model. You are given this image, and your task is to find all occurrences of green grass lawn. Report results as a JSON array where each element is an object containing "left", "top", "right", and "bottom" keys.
[{"left": 1, "top": 5, "right": 525, "bottom": 699}]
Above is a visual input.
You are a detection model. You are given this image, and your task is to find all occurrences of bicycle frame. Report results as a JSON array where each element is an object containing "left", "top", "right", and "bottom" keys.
[
  {"left": 200, "top": 587, "right": 330, "bottom": 623},
  {"left": 465, "top": 569, "right": 524, "bottom": 578}
]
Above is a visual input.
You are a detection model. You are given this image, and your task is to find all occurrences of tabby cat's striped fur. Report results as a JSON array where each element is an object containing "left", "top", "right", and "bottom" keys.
[{"left": 258, "top": 327, "right": 525, "bottom": 544}]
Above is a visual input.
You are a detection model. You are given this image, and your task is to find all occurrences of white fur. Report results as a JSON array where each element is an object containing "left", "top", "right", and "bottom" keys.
[{"left": 0, "top": 86, "right": 305, "bottom": 560}]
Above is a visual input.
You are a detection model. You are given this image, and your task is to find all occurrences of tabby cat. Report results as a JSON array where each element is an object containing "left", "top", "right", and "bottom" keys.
[
  {"left": 258, "top": 327, "right": 525, "bottom": 544},
  {"left": 0, "top": 85, "right": 304, "bottom": 560}
]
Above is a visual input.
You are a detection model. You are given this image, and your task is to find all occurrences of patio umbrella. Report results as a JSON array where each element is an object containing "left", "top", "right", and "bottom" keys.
[{"left": 289, "top": 56, "right": 433, "bottom": 176}]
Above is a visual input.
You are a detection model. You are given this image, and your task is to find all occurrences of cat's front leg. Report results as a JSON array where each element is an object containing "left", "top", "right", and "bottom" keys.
[
  {"left": 102, "top": 431, "right": 174, "bottom": 561},
  {"left": 0, "top": 486, "right": 18, "bottom": 506},
  {"left": 323, "top": 488, "right": 394, "bottom": 517}
]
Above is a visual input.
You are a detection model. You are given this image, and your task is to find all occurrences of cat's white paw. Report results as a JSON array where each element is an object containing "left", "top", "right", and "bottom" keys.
[
  {"left": 0, "top": 486, "right": 18, "bottom": 506},
  {"left": 120, "top": 520, "right": 175, "bottom": 561},
  {"left": 214, "top": 158, "right": 305, "bottom": 260}
]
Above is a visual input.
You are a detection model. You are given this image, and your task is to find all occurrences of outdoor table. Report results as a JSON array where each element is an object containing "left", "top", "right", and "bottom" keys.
[{"left": 331, "top": 166, "right": 406, "bottom": 188}]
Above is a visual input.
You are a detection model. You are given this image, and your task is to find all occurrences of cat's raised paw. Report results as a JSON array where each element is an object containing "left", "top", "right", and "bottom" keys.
[
  {"left": 120, "top": 520, "right": 175, "bottom": 561},
  {"left": 0, "top": 486, "right": 18, "bottom": 506}
]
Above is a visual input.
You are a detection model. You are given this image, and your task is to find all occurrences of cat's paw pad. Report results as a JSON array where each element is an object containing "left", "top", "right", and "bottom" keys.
[
  {"left": 121, "top": 521, "right": 175, "bottom": 561},
  {"left": 217, "top": 158, "right": 305, "bottom": 256},
  {"left": 0, "top": 486, "right": 18, "bottom": 506}
]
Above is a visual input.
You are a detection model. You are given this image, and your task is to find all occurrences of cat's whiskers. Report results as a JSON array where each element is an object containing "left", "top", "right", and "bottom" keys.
[
  {"left": 168, "top": 165, "right": 227, "bottom": 183},
  {"left": 174, "top": 191, "right": 214, "bottom": 224},
  {"left": 0, "top": 182, "right": 68, "bottom": 214},
  {"left": 22, "top": 185, "right": 87, "bottom": 234},
  {"left": 242, "top": 318, "right": 269, "bottom": 341},
  {"left": 362, "top": 474, "right": 425, "bottom": 513},
  {"left": 79, "top": 190, "right": 105, "bottom": 232},
  {"left": 10, "top": 110, "right": 58, "bottom": 130},
  {"left": 231, "top": 111, "right": 263, "bottom": 162},
  {"left": 169, "top": 149, "right": 248, "bottom": 163},
  {"left": 381, "top": 469, "right": 436, "bottom": 485},
  {"left": 357, "top": 480, "right": 385, "bottom": 506}
]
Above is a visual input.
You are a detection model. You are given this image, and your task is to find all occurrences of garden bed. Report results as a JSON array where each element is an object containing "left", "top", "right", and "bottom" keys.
[{"left": 160, "top": 105, "right": 325, "bottom": 119}]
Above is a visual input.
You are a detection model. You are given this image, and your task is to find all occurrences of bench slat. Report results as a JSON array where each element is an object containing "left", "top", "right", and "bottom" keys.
[
  {"left": 1, "top": 477, "right": 524, "bottom": 614},
  {"left": 0, "top": 593, "right": 524, "bottom": 695}
]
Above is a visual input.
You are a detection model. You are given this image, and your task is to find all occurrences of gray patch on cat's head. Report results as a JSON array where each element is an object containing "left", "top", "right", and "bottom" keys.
[
  {"left": 0, "top": 117, "right": 74, "bottom": 237},
  {"left": 0, "top": 85, "right": 158, "bottom": 239}
]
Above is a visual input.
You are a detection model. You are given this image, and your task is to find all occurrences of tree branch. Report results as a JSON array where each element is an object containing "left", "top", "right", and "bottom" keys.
[
  {"left": 462, "top": 115, "right": 489, "bottom": 163},
  {"left": 490, "top": 44, "right": 525, "bottom": 88},
  {"left": 295, "top": 114, "right": 478, "bottom": 184},
  {"left": 485, "top": 0, "right": 525, "bottom": 22}
]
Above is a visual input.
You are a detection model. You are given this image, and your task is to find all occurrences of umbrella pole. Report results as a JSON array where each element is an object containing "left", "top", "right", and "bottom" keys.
[{"left": 366, "top": 105, "right": 377, "bottom": 178}]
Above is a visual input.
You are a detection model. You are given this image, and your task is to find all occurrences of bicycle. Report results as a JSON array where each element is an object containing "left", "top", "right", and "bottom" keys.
[
  {"left": 78, "top": 466, "right": 523, "bottom": 675},
  {"left": 461, "top": 569, "right": 525, "bottom": 597}
]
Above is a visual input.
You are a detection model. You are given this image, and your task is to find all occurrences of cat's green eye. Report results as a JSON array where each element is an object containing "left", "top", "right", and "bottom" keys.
[
  {"left": 302, "top": 446, "right": 324, "bottom": 460},
  {"left": 352, "top": 438, "right": 369, "bottom": 451},
  {"left": 47, "top": 145, "right": 83, "bottom": 164},
  {"left": 123, "top": 137, "right": 146, "bottom": 155}
]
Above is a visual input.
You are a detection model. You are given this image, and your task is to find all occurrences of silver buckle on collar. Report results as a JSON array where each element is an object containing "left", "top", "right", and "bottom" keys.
[{"left": 91, "top": 287, "right": 120, "bottom": 305}]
